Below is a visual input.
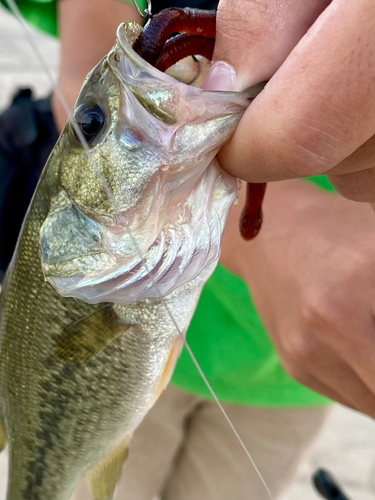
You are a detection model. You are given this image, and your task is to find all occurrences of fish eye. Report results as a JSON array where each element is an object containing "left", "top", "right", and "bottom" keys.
[{"left": 72, "top": 104, "right": 106, "bottom": 146}]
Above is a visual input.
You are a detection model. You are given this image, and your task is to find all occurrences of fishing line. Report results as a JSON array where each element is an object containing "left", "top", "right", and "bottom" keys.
[
  {"left": 131, "top": 0, "right": 152, "bottom": 19},
  {"left": 3, "top": 0, "right": 125, "bottom": 210},
  {"left": 4, "top": 3, "right": 274, "bottom": 498},
  {"left": 163, "top": 301, "right": 274, "bottom": 500}
]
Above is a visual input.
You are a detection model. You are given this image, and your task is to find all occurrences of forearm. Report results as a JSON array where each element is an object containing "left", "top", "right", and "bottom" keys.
[
  {"left": 220, "top": 179, "right": 339, "bottom": 280},
  {"left": 221, "top": 177, "right": 375, "bottom": 416}
]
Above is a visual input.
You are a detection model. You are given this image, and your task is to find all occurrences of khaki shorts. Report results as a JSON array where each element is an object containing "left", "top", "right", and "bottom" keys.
[{"left": 73, "top": 385, "right": 330, "bottom": 500}]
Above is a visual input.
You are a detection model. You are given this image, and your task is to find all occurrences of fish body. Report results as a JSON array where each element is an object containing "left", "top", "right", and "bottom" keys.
[{"left": 0, "top": 22, "right": 249, "bottom": 500}]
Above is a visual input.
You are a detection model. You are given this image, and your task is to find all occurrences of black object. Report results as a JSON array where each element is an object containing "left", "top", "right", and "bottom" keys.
[
  {"left": 313, "top": 469, "right": 352, "bottom": 500},
  {"left": 153, "top": 0, "right": 218, "bottom": 13},
  {"left": 0, "top": 89, "right": 58, "bottom": 279},
  {"left": 73, "top": 104, "right": 107, "bottom": 145}
]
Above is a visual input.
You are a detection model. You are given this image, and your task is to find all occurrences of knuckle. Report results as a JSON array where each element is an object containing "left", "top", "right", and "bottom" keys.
[
  {"left": 273, "top": 122, "right": 341, "bottom": 178},
  {"left": 299, "top": 286, "right": 365, "bottom": 347},
  {"left": 299, "top": 291, "right": 341, "bottom": 329},
  {"left": 282, "top": 331, "right": 317, "bottom": 366},
  {"left": 329, "top": 170, "right": 375, "bottom": 203},
  {"left": 281, "top": 356, "right": 310, "bottom": 385}
]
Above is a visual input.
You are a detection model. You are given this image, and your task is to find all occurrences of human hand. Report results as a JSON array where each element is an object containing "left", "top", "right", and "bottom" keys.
[
  {"left": 220, "top": 180, "right": 375, "bottom": 416},
  {"left": 206, "top": 0, "right": 375, "bottom": 202}
]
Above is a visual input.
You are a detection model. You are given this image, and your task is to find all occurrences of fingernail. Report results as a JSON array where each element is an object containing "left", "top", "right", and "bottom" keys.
[{"left": 202, "top": 61, "right": 236, "bottom": 91}]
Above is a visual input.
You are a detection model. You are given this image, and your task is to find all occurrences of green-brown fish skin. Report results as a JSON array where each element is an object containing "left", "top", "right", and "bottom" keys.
[
  {"left": 0, "top": 178, "right": 198, "bottom": 500},
  {"left": 0, "top": 22, "right": 248, "bottom": 500}
]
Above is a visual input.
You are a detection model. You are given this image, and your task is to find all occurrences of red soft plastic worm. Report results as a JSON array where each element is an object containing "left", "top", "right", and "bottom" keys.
[
  {"left": 133, "top": 8, "right": 216, "bottom": 65},
  {"left": 155, "top": 34, "right": 215, "bottom": 72},
  {"left": 133, "top": 7, "right": 266, "bottom": 240}
]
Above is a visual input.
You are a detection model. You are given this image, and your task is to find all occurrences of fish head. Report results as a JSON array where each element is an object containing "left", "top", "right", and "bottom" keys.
[{"left": 40, "top": 22, "right": 248, "bottom": 304}]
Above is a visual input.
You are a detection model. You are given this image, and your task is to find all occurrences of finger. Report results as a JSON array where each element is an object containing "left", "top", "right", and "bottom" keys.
[
  {"left": 327, "top": 133, "right": 375, "bottom": 175},
  {"left": 282, "top": 338, "right": 375, "bottom": 418},
  {"left": 218, "top": 0, "right": 375, "bottom": 183},
  {"left": 328, "top": 168, "right": 375, "bottom": 202},
  {"left": 213, "top": 0, "right": 331, "bottom": 87},
  {"left": 326, "top": 134, "right": 375, "bottom": 201}
]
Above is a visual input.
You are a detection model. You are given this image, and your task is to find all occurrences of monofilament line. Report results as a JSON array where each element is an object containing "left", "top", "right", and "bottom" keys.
[
  {"left": 3, "top": 0, "right": 121, "bottom": 203},
  {"left": 5, "top": 3, "right": 274, "bottom": 499},
  {"left": 163, "top": 301, "right": 275, "bottom": 500},
  {"left": 131, "top": 0, "right": 153, "bottom": 19},
  {"left": 113, "top": 225, "right": 275, "bottom": 500}
]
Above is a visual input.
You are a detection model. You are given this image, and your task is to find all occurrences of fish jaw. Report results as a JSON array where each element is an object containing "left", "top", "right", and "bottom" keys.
[
  {"left": 40, "top": 161, "right": 240, "bottom": 304},
  {"left": 40, "top": 21, "right": 247, "bottom": 305}
]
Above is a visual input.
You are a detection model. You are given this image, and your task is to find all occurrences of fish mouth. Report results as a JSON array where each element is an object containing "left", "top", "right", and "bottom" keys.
[
  {"left": 107, "top": 21, "right": 252, "bottom": 127},
  {"left": 40, "top": 22, "right": 249, "bottom": 304},
  {"left": 40, "top": 162, "right": 239, "bottom": 304}
]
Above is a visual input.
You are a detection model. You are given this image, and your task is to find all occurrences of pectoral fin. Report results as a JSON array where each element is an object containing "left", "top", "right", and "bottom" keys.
[
  {"left": 152, "top": 336, "right": 183, "bottom": 403},
  {"left": 0, "top": 419, "right": 7, "bottom": 452},
  {"left": 129, "top": 87, "right": 179, "bottom": 125},
  {"left": 51, "top": 305, "right": 132, "bottom": 365},
  {"left": 86, "top": 438, "right": 131, "bottom": 500}
]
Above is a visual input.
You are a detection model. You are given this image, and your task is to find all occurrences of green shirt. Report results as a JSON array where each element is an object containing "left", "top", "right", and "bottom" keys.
[
  {"left": 4, "top": 0, "right": 332, "bottom": 407},
  {"left": 0, "top": 0, "right": 141, "bottom": 36},
  {"left": 172, "top": 176, "right": 332, "bottom": 406},
  {"left": 1, "top": 0, "right": 58, "bottom": 36}
]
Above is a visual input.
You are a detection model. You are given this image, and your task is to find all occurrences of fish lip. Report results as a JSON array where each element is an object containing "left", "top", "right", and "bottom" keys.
[
  {"left": 112, "top": 21, "right": 254, "bottom": 102},
  {"left": 41, "top": 24, "right": 249, "bottom": 304},
  {"left": 111, "top": 21, "right": 191, "bottom": 86},
  {"left": 107, "top": 21, "right": 251, "bottom": 117}
]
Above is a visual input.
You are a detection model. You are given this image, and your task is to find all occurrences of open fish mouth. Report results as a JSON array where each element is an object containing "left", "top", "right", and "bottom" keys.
[
  {"left": 39, "top": 21, "right": 248, "bottom": 305},
  {"left": 40, "top": 162, "right": 239, "bottom": 304}
]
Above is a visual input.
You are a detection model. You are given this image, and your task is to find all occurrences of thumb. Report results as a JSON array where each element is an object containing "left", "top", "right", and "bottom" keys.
[
  {"left": 202, "top": 61, "right": 236, "bottom": 91},
  {"left": 212, "top": 0, "right": 331, "bottom": 89}
]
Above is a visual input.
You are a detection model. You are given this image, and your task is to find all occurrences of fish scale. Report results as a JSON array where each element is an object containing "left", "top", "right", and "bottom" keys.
[
  {"left": 1, "top": 180, "right": 191, "bottom": 499},
  {"left": 0, "top": 20, "right": 250, "bottom": 500}
]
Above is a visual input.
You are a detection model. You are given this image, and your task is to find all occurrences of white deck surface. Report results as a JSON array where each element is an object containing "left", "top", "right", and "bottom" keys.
[{"left": 1, "top": 5, "right": 375, "bottom": 499}]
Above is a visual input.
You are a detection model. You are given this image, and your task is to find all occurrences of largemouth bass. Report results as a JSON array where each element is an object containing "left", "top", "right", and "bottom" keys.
[{"left": 0, "top": 22, "right": 251, "bottom": 500}]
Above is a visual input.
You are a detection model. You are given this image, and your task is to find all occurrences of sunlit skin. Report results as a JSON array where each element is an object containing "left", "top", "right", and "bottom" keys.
[{"left": 210, "top": 0, "right": 375, "bottom": 203}]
